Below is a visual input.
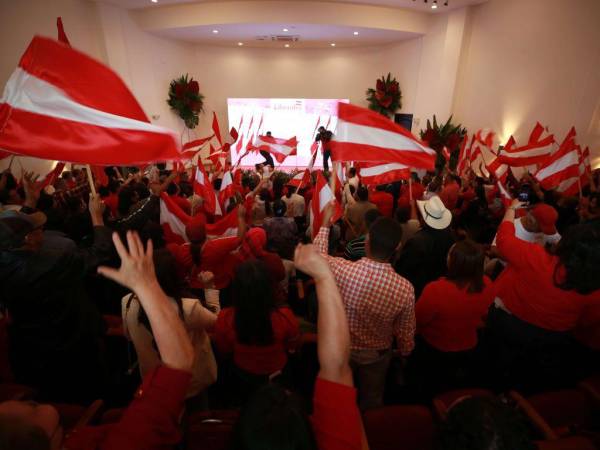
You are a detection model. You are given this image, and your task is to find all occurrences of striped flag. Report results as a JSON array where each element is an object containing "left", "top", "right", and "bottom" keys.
[
  {"left": 498, "top": 123, "right": 555, "bottom": 167},
  {"left": 0, "top": 37, "right": 181, "bottom": 165},
  {"left": 212, "top": 112, "right": 223, "bottom": 146},
  {"left": 254, "top": 135, "right": 298, "bottom": 164},
  {"left": 182, "top": 134, "right": 214, "bottom": 153},
  {"left": 534, "top": 127, "right": 579, "bottom": 192},
  {"left": 310, "top": 171, "right": 342, "bottom": 238},
  {"left": 331, "top": 103, "right": 436, "bottom": 169},
  {"left": 288, "top": 169, "right": 311, "bottom": 189},
  {"left": 219, "top": 170, "right": 236, "bottom": 205},
  {"left": 359, "top": 162, "right": 410, "bottom": 186},
  {"left": 193, "top": 164, "right": 219, "bottom": 215}
]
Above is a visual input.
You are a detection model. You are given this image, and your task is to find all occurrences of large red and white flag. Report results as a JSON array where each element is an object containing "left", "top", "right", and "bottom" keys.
[
  {"left": 0, "top": 37, "right": 181, "bottom": 165},
  {"left": 498, "top": 123, "right": 555, "bottom": 167},
  {"left": 359, "top": 162, "right": 410, "bottom": 186},
  {"left": 331, "top": 103, "right": 436, "bottom": 169},
  {"left": 288, "top": 169, "right": 311, "bottom": 189},
  {"left": 534, "top": 127, "right": 579, "bottom": 191},
  {"left": 554, "top": 145, "right": 592, "bottom": 196},
  {"left": 311, "top": 171, "right": 342, "bottom": 237},
  {"left": 193, "top": 164, "right": 220, "bottom": 215},
  {"left": 219, "top": 170, "right": 236, "bottom": 205},
  {"left": 254, "top": 135, "right": 298, "bottom": 163},
  {"left": 160, "top": 192, "right": 237, "bottom": 244}
]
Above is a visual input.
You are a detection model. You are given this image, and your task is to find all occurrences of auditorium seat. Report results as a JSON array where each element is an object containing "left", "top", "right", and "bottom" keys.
[
  {"left": 185, "top": 409, "right": 240, "bottom": 450},
  {"left": 432, "top": 388, "right": 495, "bottom": 421},
  {"left": 363, "top": 405, "right": 436, "bottom": 450}
]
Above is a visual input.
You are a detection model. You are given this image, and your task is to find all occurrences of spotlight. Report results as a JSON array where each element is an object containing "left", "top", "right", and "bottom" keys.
[
  {"left": 238, "top": 42, "right": 243, "bottom": 46},
  {"left": 283, "top": 28, "right": 289, "bottom": 32},
  {"left": 353, "top": 31, "right": 359, "bottom": 36},
  {"left": 330, "top": 43, "right": 336, "bottom": 47},
  {"left": 212, "top": 29, "right": 219, "bottom": 34},
  {"left": 432, "top": 0, "right": 437, "bottom": 8},
  {"left": 284, "top": 44, "right": 290, "bottom": 48}
]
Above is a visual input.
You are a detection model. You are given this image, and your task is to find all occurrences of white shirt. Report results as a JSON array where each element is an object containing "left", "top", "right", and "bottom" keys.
[
  {"left": 122, "top": 295, "right": 217, "bottom": 398},
  {"left": 282, "top": 193, "right": 305, "bottom": 217},
  {"left": 492, "top": 217, "right": 561, "bottom": 247}
]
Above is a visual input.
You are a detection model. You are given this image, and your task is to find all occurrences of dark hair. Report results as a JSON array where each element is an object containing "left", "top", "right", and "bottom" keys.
[
  {"left": 118, "top": 186, "right": 136, "bottom": 216},
  {"left": 447, "top": 239, "right": 485, "bottom": 293},
  {"left": 0, "top": 414, "right": 50, "bottom": 450},
  {"left": 273, "top": 199, "right": 287, "bottom": 217},
  {"left": 368, "top": 217, "right": 402, "bottom": 261},
  {"left": 232, "top": 260, "right": 275, "bottom": 346},
  {"left": 232, "top": 384, "right": 317, "bottom": 450},
  {"left": 356, "top": 186, "right": 369, "bottom": 202},
  {"left": 260, "top": 189, "right": 272, "bottom": 217},
  {"left": 364, "top": 208, "right": 382, "bottom": 229},
  {"left": 61, "top": 171, "right": 72, "bottom": 180},
  {"left": 395, "top": 206, "right": 410, "bottom": 223},
  {"left": 440, "top": 397, "right": 535, "bottom": 450},
  {"left": 129, "top": 250, "right": 184, "bottom": 336},
  {"left": 348, "top": 184, "right": 356, "bottom": 196},
  {"left": 166, "top": 182, "right": 179, "bottom": 196},
  {"left": 348, "top": 167, "right": 357, "bottom": 177},
  {"left": 554, "top": 223, "right": 600, "bottom": 295}
]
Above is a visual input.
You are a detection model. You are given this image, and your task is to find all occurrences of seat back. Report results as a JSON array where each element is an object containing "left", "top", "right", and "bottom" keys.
[
  {"left": 432, "top": 388, "right": 495, "bottom": 421},
  {"left": 185, "top": 410, "right": 240, "bottom": 450},
  {"left": 363, "top": 405, "right": 436, "bottom": 450}
]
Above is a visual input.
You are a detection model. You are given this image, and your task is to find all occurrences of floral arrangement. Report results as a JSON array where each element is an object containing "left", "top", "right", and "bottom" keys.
[
  {"left": 420, "top": 115, "right": 467, "bottom": 172},
  {"left": 167, "top": 74, "right": 204, "bottom": 129},
  {"left": 366, "top": 73, "right": 402, "bottom": 117}
]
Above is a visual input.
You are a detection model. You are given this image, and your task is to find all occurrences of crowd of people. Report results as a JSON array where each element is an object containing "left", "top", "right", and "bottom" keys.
[{"left": 0, "top": 157, "right": 599, "bottom": 449}]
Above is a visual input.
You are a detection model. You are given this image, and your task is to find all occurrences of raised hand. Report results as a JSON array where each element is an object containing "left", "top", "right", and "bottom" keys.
[
  {"left": 294, "top": 243, "right": 333, "bottom": 283},
  {"left": 98, "top": 231, "right": 158, "bottom": 293},
  {"left": 22, "top": 171, "right": 42, "bottom": 208}
]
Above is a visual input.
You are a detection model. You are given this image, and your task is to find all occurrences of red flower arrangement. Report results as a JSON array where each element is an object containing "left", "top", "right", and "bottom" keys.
[
  {"left": 420, "top": 115, "right": 467, "bottom": 172},
  {"left": 366, "top": 73, "right": 402, "bottom": 117},
  {"left": 167, "top": 74, "right": 204, "bottom": 129}
]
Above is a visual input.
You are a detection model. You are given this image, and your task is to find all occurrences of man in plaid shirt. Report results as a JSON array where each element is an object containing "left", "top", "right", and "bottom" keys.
[{"left": 313, "top": 203, "right": 416, "bottom": 410}]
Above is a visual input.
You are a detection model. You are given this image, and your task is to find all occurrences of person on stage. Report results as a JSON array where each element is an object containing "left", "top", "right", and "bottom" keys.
[
  {"left": 315, "top": 126, "right": 333, "bottom": 172},
  {"left": 260, "top": 131, "right": 275, "bottom": 169}
]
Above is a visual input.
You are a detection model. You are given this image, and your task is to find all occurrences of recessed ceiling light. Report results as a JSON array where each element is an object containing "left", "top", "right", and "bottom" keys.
[
  {"left": 151, "top": 0, "right": 157, "bottom": 3},
  {"left": 353, "top": 31, "right": 359, "bottom": 36},
  {"left": 330, "top": 43, "right": 336, "bottom": 47},
  {"left": 212, "top": 29, "right": 219, "bottom": 34},
  {"left": 284, "top": 44, "right": 290, "bottom": 48},
  {"left": 238, "top": 42, "right": 244, "bottom": 46},
  {"left": 283, "top": 28, "right": 289, "bottom": 32},
  {"left": 432, "top": 0, "right": 438, "bottom": 7}
]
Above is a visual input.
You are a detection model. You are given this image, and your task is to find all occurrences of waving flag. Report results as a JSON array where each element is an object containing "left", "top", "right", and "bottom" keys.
[
  {"left": 311, "top": 171, "right": 342, "bottom": 237},
  {"left": 219, "top": 170, "right": 236, "bottom": 205},
  {"left": 182, "top": 134, "right": 214, "bottom": 152},
  {"left": 332, "top": 103, "right": 436, "bottom": 169},
  {"left": 0, "top": 37, "right": 181, "bottom": 165},
  {"left": 212, "top": 112, "right": 223, "bottom": 146},
  {"left": 160, "top": 192, "right": 237, "bottom": 244},
  {"left": 456, "top": 134, "right": 470, "bottom": 175},
  {"left": 39, "top": 162, "right": 66, "bottom": 189},
  {"left": 288, "top": 169, "right": 311, "bottom": 189},
  {"left": 254, "top": 135, "right": 298, "bottom": 163},
  {"left": 193, "top": 164, "right": 219, "bottom": 215},
  {"left": 535, "top": 127, "right": 579, "bottom": 192},
  {"left": 359, "top": 162, "right": 410, "bottom": 186},
  {"left": 498, "top": 124, "right": 555, "bottom": 167}
]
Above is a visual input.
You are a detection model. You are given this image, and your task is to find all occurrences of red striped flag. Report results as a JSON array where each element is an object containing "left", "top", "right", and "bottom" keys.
[
  {"left": 498, "top": 124, "right": 555, "bottom": 167},
  {"left": 288, "top": 169, "right": 310, "bottom": 188},
  {"left": 219, "top": 170, "right": 236, "bottom": 205},
  {"left": 535, "top": 127, "right": 579, "bottom": 191},
  {"left": 0, "top": 37, "right": 181, "bottom": 165},
  {"left": 254, "top": 135, "right": 298, "bottom": 163},
  {"left": 331, "top": 103, "right": 436, "bottom": 169},
  {"left": 212, "top": 112, "right": 223, "bottom": 146},
  {"left": 311, "top": 171, "right": 342, "bottom": 237},
  {"left": 359, "top": 162, "right": 410, "bottom": 186},
  {"left": 193, "top": 164, "right": 220, "bottom": 215},
  {"left": 456, "top": 134, "right": 469, "bottom": 175},
  {"left": 182, "top": 134, "right": 214, "bottom": 152}
]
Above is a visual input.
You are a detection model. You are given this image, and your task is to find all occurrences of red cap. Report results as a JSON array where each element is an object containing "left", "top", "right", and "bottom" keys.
[
  {"left": 185, "top": 214, "right": 206, "bottom": 243},
  {"left": 531, "top": 203, "right": 558, "bottom": 235}
]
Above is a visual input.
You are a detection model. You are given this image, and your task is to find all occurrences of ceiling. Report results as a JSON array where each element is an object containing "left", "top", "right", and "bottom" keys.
[
  {"left": 154, "top": 22, "right": 420, "bottom": 47},
  {"left": 105, "top": 0, "right": 487, "bottom": 13}
]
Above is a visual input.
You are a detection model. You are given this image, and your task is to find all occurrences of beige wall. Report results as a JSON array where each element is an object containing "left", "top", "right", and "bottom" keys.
[{"left": 453, "top": 0, "right": 600, "bottom": 166}]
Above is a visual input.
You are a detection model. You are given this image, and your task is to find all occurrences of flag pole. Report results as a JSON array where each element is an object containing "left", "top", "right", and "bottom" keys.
[
  {"left": 7, "top": 155, "right": 15, "bottom": 172},
  {"left": 408, "top": 175, "right": 413, "bottom": 202},
  {"left": 85, "top": 164, "right": 97, "bottom": 196}
]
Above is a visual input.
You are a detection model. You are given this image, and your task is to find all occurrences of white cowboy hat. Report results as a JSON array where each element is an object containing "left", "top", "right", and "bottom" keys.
[{"left": 416, "top": 195, "right": 452, "bottom": 230}]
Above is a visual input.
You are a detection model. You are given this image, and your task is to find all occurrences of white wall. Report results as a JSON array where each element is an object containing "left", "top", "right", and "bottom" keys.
[{"left": 453, "top": 0, "right": 600, "bottom": 165}]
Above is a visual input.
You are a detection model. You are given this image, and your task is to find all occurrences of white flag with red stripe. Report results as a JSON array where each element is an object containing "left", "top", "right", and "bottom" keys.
[
  {"left": 160, "top": 192, "right": 238, "bottom": 244},
  {"left": 331, "top": 103, "right": 436, "bottom": 169},
  {"left": 0, "top": 37, "right": 181, "bottom": 165},
  {"left": 498, "top": 123, "right": 555, "bottom": 167},
  {"left": 534, "top": 127, "right": 579, "bottom": 191},
  {"left": 254, "top": 135, "right": 298, "bottom": 164},
  {"left": 288, "top": 169, "right": 310, "bottom": 188},
  {"left": 359, "top": 162, "right": 410, "bottom": 186},
  {"left": 219, "top": 170, "right": 237, "bottom": 205},
  {"left": 193, "top": 164, "right": 220, "bottom": 215},
  {"left": 554, "top": 145, "right": 591, "bottom": 197},
  {"left": 311, "top": 171, "right": 342, "bottom": 237}
]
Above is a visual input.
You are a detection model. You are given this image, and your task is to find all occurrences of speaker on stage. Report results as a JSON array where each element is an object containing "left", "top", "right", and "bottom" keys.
[{"left": 394, "top": 113, "right": 413, "bottom": 132}]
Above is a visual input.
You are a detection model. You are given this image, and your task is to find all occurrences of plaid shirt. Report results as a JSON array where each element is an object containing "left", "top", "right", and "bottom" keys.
[{"left": 314, "top": 227, "right": 416, "bottom": 354}]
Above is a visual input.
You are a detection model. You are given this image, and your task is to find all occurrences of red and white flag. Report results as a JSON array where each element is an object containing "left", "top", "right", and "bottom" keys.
[
  {"left": 160, "top": 192, "right": 237, "bottom": 244},
  {"left": 498, "top": 123, "right": 555, "bottom": 167},
  {"left": 475, "top": 129, "right": 495, "bottom": 148},
  {"left": 456, "top": 134, "right": 470, "bottom": 175},
  {"left": 254, "top": 135, "right": 298, "bottom": 164},
  {"left": 39, "top": 162, "right": 66, "bottom": 189},
  {"left": 288, "top": 169, "right": 311, "bottom": 189},
  {"left": 219, "top": 170, "right": 236, "bottom": 205},
  {"left": 497, "top": 178, "right": 512, "bottom": 208},
  {"left": 359, "top": 162, "right": 410, "bottom": 186},
  {"left": 0, "top": 37, "right": 181, "bottom": 165},
  {"left": 212, "top": 112, "right": 223, "bottom": 147},
  {"left": 182, "top": 134, "right": 214, "bottom": 153},
  {"left": 554, "top": 145, "right": 592, "bottom": 196},
  {"left": 331, "top": 103, "right": 436, "bottom": 169},
  {"left": 311, "top": 171, "right": 342, "bottom": 237},
  {"left": 193, "top": 164, "right": 219, "bottom": 215},
  {"left": 534, "top": 127, "right": 579, "bottom": 191}
]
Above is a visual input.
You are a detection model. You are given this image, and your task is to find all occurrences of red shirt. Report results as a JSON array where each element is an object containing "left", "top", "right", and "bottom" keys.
[
  {"left": 214, "top": 307, "right": 299, "bottom": 374},
  {"left": 312, "top": 378, "right": 362, "bottom": 450},
  {"left": 416, "top": 277, "right": 496, "bottom": 351},
  {"left": 398, "top": 182, "right": 425, "bottom": 208},
  {"left": 369, "top": 191, "right": 394, "bottom": 218},
  {"left": 496, "top": 221, "right": 600, "bottom": 331},
  {"left": 64, "top": 366, "right": 191, "bottom": 450},
  {"left": 439, "top": 181, "right": 460, "bottom": 210},
  {"left": 103, "top": 193, "right": 119, "bottom": 218}
]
